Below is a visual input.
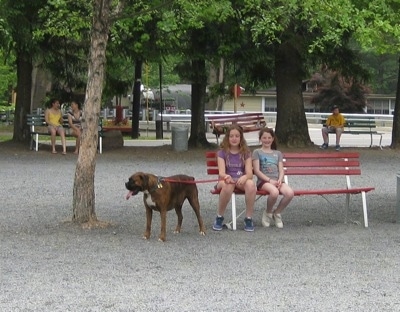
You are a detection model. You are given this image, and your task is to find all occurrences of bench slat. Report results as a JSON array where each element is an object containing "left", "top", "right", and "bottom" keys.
[
  {"left": 293, "top": 187, "right": 374, "bottom": 196},
  {"left": 282, "top": 152, "right": 360, "bottom": 159},
  {"left": 284, "top": 160, "right": 360, "bottom": 167},
  {"left": 284, "top": 168, "right": 361, "bottom": 175}
]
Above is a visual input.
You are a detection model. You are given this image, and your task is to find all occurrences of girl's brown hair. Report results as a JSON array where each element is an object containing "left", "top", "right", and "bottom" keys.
[
  {"left": 258, "top": 127, "right": 278, "bottom": 150},
  {"left": 220, "top": 124, "right": 250, "bottom": 161}
]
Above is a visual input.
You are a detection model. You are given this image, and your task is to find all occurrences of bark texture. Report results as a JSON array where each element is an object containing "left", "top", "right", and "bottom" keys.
[
  {"left": 390, "top": 56, "right": 400, "bottom": 149},
  {"left": 188, "top": 59, "right": 210, "bottom": 148},
  {"left": 274, "top": 40, "right": 313, "bottom": 148},
  {"left": 13, "top": 53, "right": 32, "bottom": 142},
  {"left": 72, "top": 0, "right": 112, "bottom": 223}
]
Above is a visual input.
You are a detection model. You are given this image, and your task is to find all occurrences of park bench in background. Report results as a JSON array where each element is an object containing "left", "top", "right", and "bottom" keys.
[
  {"left": 27, "top": 113, "right": 103, "bottom": 153},
  {"left": 322, "top": 116, "right": 383, "bottom": 149},
  {"left": 206, "top": 151, "right": 374, "bottom": 230},
  {"left": 208, "top": 112, "right": 266, "bottom": 144}
]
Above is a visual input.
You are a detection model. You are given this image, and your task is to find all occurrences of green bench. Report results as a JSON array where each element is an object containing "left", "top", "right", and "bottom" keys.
[
  {"left": 27, "top": 113, "right": 103, "bottom": 153},
  {"left": 322, "top": 116, "right": 383, "bottom": 149}
]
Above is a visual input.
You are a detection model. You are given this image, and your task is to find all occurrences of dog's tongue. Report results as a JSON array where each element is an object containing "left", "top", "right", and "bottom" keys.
[{"left": 125, "top": 191, "right": 134, "bottom": 200}]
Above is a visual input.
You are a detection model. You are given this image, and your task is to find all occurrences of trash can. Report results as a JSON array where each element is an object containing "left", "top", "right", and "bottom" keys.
[{"left": 171, "top": 125, "right": 188, "bottom": 151}]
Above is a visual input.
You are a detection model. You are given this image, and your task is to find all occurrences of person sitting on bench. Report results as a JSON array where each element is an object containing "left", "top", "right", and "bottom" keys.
[{"left": 320, "top": 105, "right": 345, "bottom": 151}]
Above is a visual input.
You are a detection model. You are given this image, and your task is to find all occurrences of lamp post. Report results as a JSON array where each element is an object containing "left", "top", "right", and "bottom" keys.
[{"left": 156, "top": 63, "right": 163, "bottom": 139}]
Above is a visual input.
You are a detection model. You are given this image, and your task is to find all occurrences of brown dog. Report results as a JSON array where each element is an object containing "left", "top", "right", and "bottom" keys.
[{"left": 125, "top": 172, "right": 206, "bottom": 242}]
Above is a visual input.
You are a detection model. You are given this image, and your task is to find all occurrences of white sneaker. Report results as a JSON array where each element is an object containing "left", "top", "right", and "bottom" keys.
[
  {"left": 261, "top": 211, "right": 274, "bottom": 227},
  {"left": 274, "top": 213, "right": 283, "bottom": 228}
]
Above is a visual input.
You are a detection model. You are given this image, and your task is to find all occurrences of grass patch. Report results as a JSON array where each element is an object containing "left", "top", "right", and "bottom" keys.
[{"left": 0, "top": 134, "right": 12, "bottom": 142}]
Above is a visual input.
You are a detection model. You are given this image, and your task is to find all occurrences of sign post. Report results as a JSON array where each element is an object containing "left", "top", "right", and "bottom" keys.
[{"left": 233, "top": 84, "right": 241, "bottom": 113}]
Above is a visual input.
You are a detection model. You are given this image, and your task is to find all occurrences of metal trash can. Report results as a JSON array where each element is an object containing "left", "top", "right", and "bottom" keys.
[{"left": 171, "top": 125, "right": 188, "bottom": 151}]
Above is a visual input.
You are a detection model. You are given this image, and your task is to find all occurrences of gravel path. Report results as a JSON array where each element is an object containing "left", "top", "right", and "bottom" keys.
[{"left": 1, "top": 142, "right": 400, "bottom": 312}]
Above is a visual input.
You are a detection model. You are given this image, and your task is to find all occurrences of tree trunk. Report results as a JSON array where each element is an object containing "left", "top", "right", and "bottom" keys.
[
  {"left": 207, "top": 58, "right": 225, "bottom": 111},
  {"left": 207, "top": 63, "right": 218, "bottom": 110},
  {"left": 274, "top": 41, "right": 313, "bottom": 148},
  {"left": 188, "top": 59, "right": 211, "bottom": 148},
  {"left": 217, "top": 58, "right": 225, "bottom": 111},
  {"left": 72, "top": 0, "right": 112, "bottom": 225},
  {"left": 131, "top": 60, "right": 142, "bottom": 139},
  {"left": 390, "top": 56, "right": 400, "bottom": 149},
  {"left": 12, "top": 53, "right": 32, "bottom": 142}
]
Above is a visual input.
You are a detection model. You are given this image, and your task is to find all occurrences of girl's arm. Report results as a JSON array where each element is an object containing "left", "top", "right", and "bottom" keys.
[
  {"left": 278, "top": 161, "right": 285, "bottom": 182},
  {"left": 44, "top": 109, "right": 51, "bottom": 126},
  {"left": 67, "top": 114, "right": 74, "bottom": 128},
  {"left": 252, "top": 158, "right": 271, "bottom": 182},
  {"left": 217, "top": 157, "right": 230, "bottom": 182},
  {"left": 68, "top": 114, "right": 79, "bottom": 131},
  {"left": 244, "top": 156, "right": 253, "bottom": 180}
]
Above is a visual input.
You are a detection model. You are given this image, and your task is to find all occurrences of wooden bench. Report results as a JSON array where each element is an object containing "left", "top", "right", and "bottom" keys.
[
  {"left": 208, "top": 112, "right": 266, "bottom": 144},
  {"left": 27, "top": 113, "right": 103, "bottom": 154},
  {"left": 322, "top": 116, "right": 383, "bottom": 149},
  {"left": 206, "top": 151, "right": 374, "bottom": 229}
]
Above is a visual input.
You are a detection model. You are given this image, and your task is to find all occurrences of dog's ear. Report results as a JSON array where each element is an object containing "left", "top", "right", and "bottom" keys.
[
  {"left": 141, "top": 173, "right": 149, "bottom": 188},
  {"left": 139, "top": 173, "right": 149, "bottom": 189}
]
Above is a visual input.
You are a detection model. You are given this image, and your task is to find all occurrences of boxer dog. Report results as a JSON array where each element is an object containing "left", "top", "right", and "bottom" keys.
[{"left": 125, "top": 172, "right": 206, "bottom": 242}]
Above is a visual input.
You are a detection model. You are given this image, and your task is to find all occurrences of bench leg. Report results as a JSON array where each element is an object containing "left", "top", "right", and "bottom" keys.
[
  {"left": 231, "top": 193, "right": 236, "bottom": 230},
  {"left": 361, "top": 191, "right": 368, "bottom": 228},
  {"left": 98, "top": 136, "right": 102, "bottom": 154},
  {"left": 378, "top": 134, "right": 383, "bottom": 150},
  {"left": 369, "top": 133, "right": 373, "bottom": 148},
  {"left": 345, "top": 193, "right": 350, "bottom": 224},
  {"left": 35, "top": 134, "right": 39, "bottom": 151}
]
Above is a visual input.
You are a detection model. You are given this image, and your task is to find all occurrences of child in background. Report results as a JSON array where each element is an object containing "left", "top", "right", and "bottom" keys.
[
  {"left": 252, "top": 127, "right": 294, "bottom": 228},
  {"left": 45, "top": 99, "right": 67, "bottom": 155},
  {"left": 67, "top": 100, "right": 83, "bottom": 154},
  {"left": 213, "top": 125, "right": 256, "bottom": 232}
]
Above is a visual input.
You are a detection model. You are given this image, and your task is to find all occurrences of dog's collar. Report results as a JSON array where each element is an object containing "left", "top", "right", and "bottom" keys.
[{"left": 149, "top": 176, "right": 164, "bottom": 193}]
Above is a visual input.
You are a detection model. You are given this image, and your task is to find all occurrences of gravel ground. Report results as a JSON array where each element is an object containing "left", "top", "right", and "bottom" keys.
[{"left": 1, "top": 141, "right": 400, "bottom": 312}]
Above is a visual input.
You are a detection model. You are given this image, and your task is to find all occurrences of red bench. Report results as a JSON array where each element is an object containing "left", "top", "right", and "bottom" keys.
[
  {"left": 206, "top": 151, "right": 375, "bottom": 229},
  {"left": 208, "top": 112, "right": 266, "bottom": 144}
]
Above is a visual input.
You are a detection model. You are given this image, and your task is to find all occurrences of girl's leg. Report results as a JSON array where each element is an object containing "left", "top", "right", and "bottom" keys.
[
  {"left": 216, "top": 182, "right": 235, "bottom": 216},
  {"left": 260, "top": 183, "right": 279, "bottom": 213},
  {"left": 259, "top": 183, "right": 279, "bottom": 227},
  {"left": 274, "top": 184, "right": 294, "bottom": 214},
  {"left": 57, "top": 127, "right": 67, "bottom": 154},
  {"left": 243, "top": 179, "right": 256, "bottom": 218},
  {"left": 74, "top": 129, "right": 81, "bottom": 153},
  {"left": 49, "top": 127, "right": 57, "bottom": 153}
]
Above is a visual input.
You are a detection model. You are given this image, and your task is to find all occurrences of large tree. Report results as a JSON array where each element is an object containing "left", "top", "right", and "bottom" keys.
[
  {"left": 72, "top": 0, "right": 114, "bottom": 225},
  {"left": 240, "top": 0, "right": 364, "bottom": 147},
  {"left": 0, "top": 0, "right": 48, "bottom": 142},
  {"left": 352, "top": 0, "right": 400, "bottom": 148}
]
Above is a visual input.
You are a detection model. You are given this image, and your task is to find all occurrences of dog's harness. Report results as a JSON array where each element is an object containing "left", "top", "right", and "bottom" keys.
[{"left": 148, "top": 176, "right": 165, "bottom": 193}]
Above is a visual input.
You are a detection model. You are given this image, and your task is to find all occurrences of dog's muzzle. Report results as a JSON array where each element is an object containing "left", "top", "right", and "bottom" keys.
[{"left": 125, "top": 180, "right": 141, "bottom": 200}]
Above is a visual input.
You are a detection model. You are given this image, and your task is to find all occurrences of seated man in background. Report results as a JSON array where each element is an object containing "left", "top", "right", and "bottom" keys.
[{"left": 320, "top": 105, "right": 345, "bottom": 151}]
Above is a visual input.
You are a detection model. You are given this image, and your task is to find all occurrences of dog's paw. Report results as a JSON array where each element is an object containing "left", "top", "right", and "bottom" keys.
[
  {"left": 142, "top": 235, "right": 150, "bottom": 240},
  {"left": 199, "top": 231, "right": 206, "bottom": 236},
  {"left": 158, "top": 237, "right": 166, "bottom": 242},
  {"left": 173, "top": 229, "right": 181, "bottom": 234}
]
